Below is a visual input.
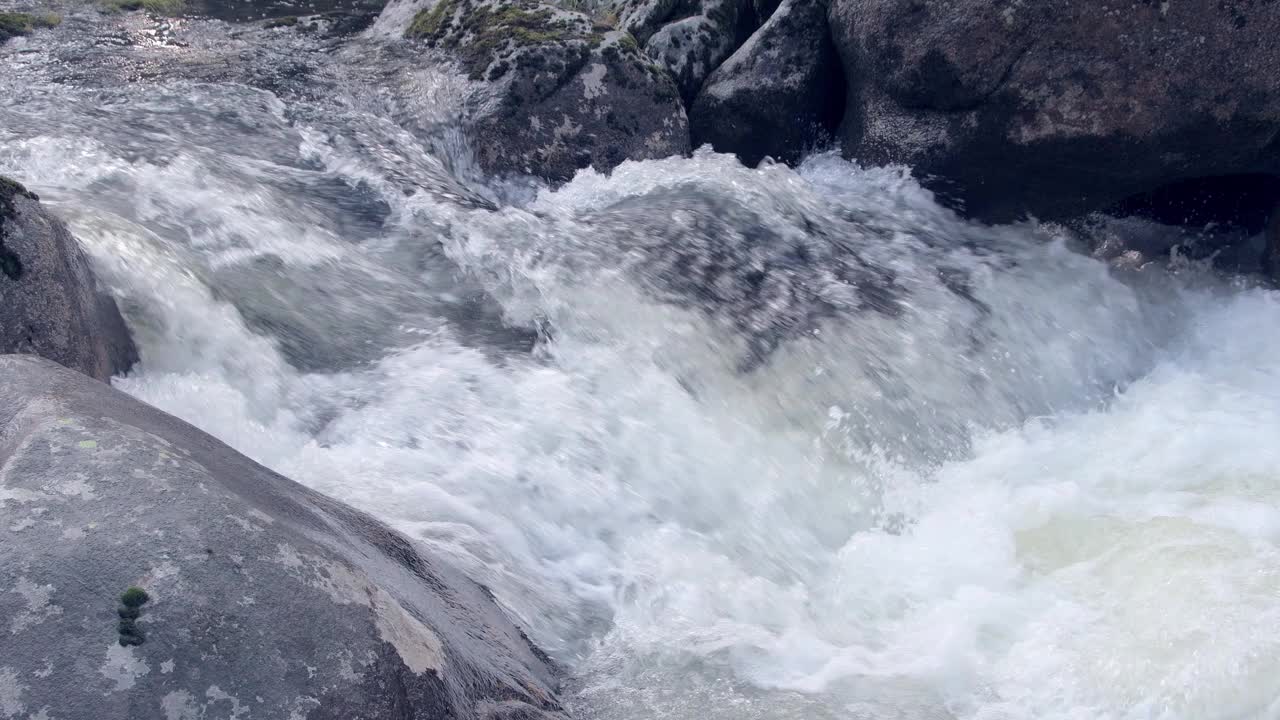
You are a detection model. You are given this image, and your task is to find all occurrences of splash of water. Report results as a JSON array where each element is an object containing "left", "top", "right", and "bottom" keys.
[{"left": 3, "top": 9, "right": 1279, "bottom": 719}]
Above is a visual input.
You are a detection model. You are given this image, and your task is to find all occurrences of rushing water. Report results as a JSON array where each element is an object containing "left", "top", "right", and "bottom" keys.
[{"left": 5, "top": 5, "right": 1280, "bottom": 719}]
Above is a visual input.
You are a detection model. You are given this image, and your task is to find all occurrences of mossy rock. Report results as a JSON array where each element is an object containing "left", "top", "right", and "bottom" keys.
[
  {"left": 0, "top": 12, "right": 60, "bottom": 42},
  {"left": 0, "top": 355, "right": 566, "bottom": 719},
  {"left": 100, "top": 0, "right": 185, "bottom": 16},
  {"left": 0, "top": 175, "right": 37, "bottom": 281},
  {"left": 407, "top": 0, "right": 603, "bottom": 79},
  {"left": 0, "top": 175, "right": 37, "bottom": 206}
]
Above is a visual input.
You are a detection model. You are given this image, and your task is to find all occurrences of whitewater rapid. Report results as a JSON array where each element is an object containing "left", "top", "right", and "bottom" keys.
[{"left": 3, "top": 7, "right": 1280, "bottom": 719}]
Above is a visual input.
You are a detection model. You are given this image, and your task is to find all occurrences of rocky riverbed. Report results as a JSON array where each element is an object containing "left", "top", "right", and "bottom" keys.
[{"left": 3, "top": 1, "right": 1280, "bottom": 718}]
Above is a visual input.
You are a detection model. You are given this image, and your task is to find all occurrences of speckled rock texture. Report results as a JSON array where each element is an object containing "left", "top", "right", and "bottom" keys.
[
  {"left": 830, "top": 0, "right": 1280, "bottom": 223},
  {"left": 640, "top": 0, "right": 757, "bottom": 104},
  {"left": 406, "top": 0, "right": 688, "bottom": 181},
  {"left": 0, "top": 354, "right": 567, "bottom": 720},
  {"left": 0, "top": 177, "right": 137, "bottom": 382},
  {"left": 607, "top": 0, "right": 678, "bottom": 42},
  {"left": 595, "top": 0, "right": 802, "bottom": 114},
  {"left": 689, "top": 0, "right": 842, "bottom": 164}
]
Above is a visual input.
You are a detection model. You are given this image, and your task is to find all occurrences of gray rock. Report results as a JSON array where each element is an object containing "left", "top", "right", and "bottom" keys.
[
  {"left": 0, "top": 354, "right": 567, "bottom": 720},
  {"left": 830, "top": 0, "right": 1280, "bottom": 223},
  {"left": 606, "top": 0, "right": 679, "bottom": 43},
  {"left": 406, "top": 0, "right": 688, "bottom": 181},
  {"left": 750, "top": 0, "right": 781, "bottom": 26},
  {"left": 1266, "top": 207, "right": 1280, "bottom": 282},
  {"left": 0, "top": 176, "right": 138, "bottom": 381},
  {"left": 574, "top": 186, "right": 902, "bottom": 370},
  {"left": 641, "top": 0, "right": 751, "bottom": 104},
  {"left": 689, "top": 0, "right": 842, "bottom": 165}
]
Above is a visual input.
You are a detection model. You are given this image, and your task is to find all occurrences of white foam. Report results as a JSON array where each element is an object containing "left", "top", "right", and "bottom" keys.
[{"left": 4, "top": 68, "right": 1278, "bottom": 720}]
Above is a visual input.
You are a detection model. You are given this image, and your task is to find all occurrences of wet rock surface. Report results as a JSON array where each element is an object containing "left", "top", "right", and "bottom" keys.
[
  {"left": 830, "top": 0, "right": 1280, "bottom": 224},
  {"left": 0, "top": 176, "right": 137, "bottom": 381},
  {"left": 639, "top": 0, "right": 752, "bottom": 104},
  {"left": 0, "top": 354, "right": 567, "bottom": 720},
  {"left": 405, "top": 0, "right": 688, "bottom": 181},
  {"left": 576, "top": 185, "right": 904, "bottom": 370},
  {"left": 689, "top": 0, "right": 842, "bottom": 164}
]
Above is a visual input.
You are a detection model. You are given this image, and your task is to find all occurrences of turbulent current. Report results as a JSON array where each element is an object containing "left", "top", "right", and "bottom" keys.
[{"left": 5, "top": 6, "right": 1280, "bottom": 720}]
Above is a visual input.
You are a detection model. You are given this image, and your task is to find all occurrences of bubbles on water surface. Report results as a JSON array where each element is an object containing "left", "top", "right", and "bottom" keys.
[{"left": 2, "top": 12, "right": 1280, "bottom": 719}]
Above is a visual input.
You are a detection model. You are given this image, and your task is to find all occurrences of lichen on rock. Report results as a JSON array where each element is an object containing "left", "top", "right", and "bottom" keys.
[
  {"left": 409, "top": 0, "right": 603, "bottom": 80},
  {"left": 403, "top": 0, "right": 689, "bottom": 180},
  {"left": 0, "top": 354, "right": 568, "bottom": 719}
]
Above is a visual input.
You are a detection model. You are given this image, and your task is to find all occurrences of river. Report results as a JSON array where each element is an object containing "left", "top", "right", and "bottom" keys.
[{"left": 3, "top": 5, "right": 1280, "bottom": 719}]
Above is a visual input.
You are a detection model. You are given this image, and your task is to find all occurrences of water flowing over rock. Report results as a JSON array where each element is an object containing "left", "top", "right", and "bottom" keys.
[
  {"left": 689, "top": 0, "right": 842, "bottom": 164},
  {"left": 8, "top": 4, "right": 1280, "bottom": 718},
  {"left": 0, "top": 354, "right": 566, "bottom": 720},
  {"left": 574, "top": 184, "right": 903, "bottom": 370},
  {"left": 829, "top": 0, "right": 1280, "bottom": 224},
  {"left": 405, "top": 0, "right": 688, "bottom": 181},
  {"left": 0, "top": 176, "right": 137, "bottom": 381}
]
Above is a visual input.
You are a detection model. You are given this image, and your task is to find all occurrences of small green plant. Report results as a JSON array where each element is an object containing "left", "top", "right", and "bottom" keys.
[
  {"left": 116, "top": 587, "right": 151, "bottom": 646},
  {"left": 0, "top": 11, "right": 61, "bottom": 38},
  {"left": 121, "top": 586, "right": 150, "bottom": 607}
]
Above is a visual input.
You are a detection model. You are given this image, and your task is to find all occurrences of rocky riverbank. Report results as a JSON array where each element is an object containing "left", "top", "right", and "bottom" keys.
[
  {"left": 0, "top": 177, "right": 568, "bottom": 718},
  {"left": 387, "top": 0, "right": 1280, "bottom": 277}
]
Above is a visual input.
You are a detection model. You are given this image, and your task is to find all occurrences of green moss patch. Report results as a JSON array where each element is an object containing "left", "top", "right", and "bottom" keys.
[
  {"left": 0, "top": 12, "right": 60, "bottom": 41},
  {"left": 116, "top": 587, "right": 152, "bottom": 647},
  {"left": 101, "top": 0, "right": 185, "bottom": 16},
  {"left": 0, "top": 176, "right": 36, "bottom": 201},
  {"left": 407, "top": 0, "right": 602, "bottom": 79},
  {"left": 407, "top": 0, "right": 452, "bottom": 38},
  {"left": 121, "top": 586, "right": 151, "bottom": 608}
]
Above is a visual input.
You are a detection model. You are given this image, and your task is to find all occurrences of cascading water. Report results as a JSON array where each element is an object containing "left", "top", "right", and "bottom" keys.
[{"left": 3, "top": 6, "right": 1280, "bottom": 719}]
